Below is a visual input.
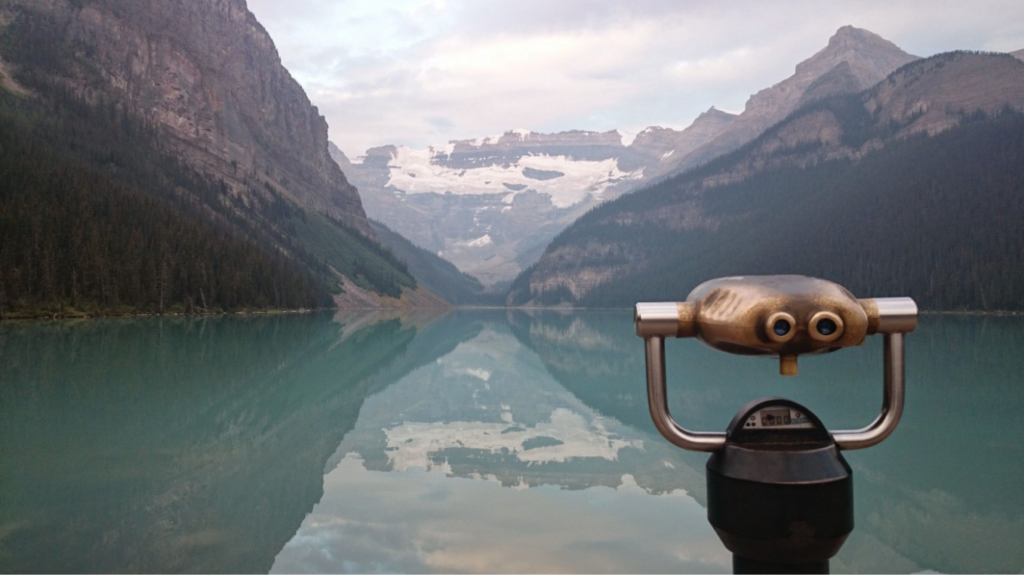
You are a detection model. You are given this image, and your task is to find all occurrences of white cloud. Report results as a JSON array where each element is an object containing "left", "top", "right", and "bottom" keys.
[{"left": 247, "top": 0, "right": 1024, "bottom": 156}]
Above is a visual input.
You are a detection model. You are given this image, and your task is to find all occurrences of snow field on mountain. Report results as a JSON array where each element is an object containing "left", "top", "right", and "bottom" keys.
[{"left": 385, "top": 145, "right": 644, "bottom": 208}]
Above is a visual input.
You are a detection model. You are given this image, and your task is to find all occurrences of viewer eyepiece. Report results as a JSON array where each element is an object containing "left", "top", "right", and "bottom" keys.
[
  {"left": 808, "top": 311, "right": 844, "bottom": 343},
  {"left": 764, "top": 312, "right": 797, "bottom": 343},
  {"left": 774, "top": 319, "right": 791, "bottom": 335},
  {"left": 817, "top": 318, "right": 837, "bottom": 335}
]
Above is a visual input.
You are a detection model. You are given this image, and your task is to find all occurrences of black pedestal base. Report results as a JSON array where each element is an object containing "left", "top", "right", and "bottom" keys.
[{"left": 733, "top": 555, "right": 828, "bottom": 574}]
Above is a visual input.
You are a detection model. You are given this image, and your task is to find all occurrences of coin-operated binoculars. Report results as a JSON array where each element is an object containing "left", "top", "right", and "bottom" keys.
[{"left": 635, "top": 275, "right": 917, "bottom": 574}]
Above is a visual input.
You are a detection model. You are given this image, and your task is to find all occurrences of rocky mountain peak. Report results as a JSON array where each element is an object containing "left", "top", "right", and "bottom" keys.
[
  {"left": 828, "top": 25, "right": 898, "bottom": 51},
  {"left": 627, "top": 107, "right": 737, "bottom": 169},
  {"left": 660, "top": 26, "right": 918, "bottom": 175},
  {"left": 795, "top": 25, "right": 918, "bottom": 87},
  {"left": 359, "top": 145, "right": 400, "bottom": 168},
  {"left": 697, "top": 106, "right": 738, "bottom": 122}
]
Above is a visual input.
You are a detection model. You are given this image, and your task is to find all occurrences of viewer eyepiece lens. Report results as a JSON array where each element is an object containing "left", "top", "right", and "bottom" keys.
[
  {"left": 774, "top": 319, "right": 792, "bottom": 336},
  {"left": 765, "top": 312, "right": 797, "bottom": 343},
  {"left": 808, "top": 311, "right": 844, "bottom": 342},
  {"left": 817, "top": 318, "right": 837, "bottom": 336}
]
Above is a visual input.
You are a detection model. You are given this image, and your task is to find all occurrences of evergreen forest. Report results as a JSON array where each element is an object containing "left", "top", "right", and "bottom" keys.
[
  {"left": 0, "top": 73, "right": 415, "bottom": 318},
  {"left": 0, "top": 91, "right": 332, "bottom": 317}
]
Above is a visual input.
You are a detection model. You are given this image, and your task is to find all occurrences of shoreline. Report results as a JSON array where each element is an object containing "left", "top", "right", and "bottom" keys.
[
  {"left": 2, "top": 306, "right": 1022, "bottom": 323},
  {"left": 0, "top": 308, "right": 329, "bottom": 322}
]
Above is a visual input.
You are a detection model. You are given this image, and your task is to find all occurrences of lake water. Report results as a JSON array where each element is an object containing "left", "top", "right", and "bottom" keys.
[{"left": 1, "top": 310, "right": 1022, "bottom": 573}]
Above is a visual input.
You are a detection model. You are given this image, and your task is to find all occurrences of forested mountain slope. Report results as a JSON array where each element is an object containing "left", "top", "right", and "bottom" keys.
[
  {"left": 0, "top": 87, "right": 418, "bottom": 317},
  {"left": 0, "top": 96, "right": 331, "bottom": 316},
  {"left": 511, "top": 52, "right": 1024, "bottom": 311},
  {"left": 0, "top": 0, "right": 424, "bottom": 316},
  {"left": 369, "top": 221, "right": 502, "bottom": 306}
]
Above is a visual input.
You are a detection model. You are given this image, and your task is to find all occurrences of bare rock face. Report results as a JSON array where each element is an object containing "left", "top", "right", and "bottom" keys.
[
  {"left": 864, "top": 51, "right": 1024, "bottom": 137},
  {"left": 797, "top": 61, "right": 865, "bottom": 107},
  {"left": 1, "top": 0, "right": 370, "bottom": 234},
  {"left": 668, "top": 26, "right": 918, "bottom": 173},
  {"left": 437, "top": 130, "right": 637, "bottom": 169},
  {"left": 626, "top": 107, "right": 737, "bottom": 175}
]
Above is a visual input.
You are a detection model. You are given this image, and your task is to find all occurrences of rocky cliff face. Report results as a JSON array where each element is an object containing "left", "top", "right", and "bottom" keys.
[
  {"left": 626, "top": 107, "right": 737, "bottom": 176},
  {"left": 436, "top": 129, "right": 642, "bottom": 170},
  {"left": 864, "top": 51, "right": 1024, "bottom": 137},
  {"left": 0, "top": 0, "right": 369, "bottom": 234}
]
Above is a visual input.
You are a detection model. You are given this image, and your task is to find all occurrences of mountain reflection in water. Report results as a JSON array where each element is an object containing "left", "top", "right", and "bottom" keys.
[
  {"left": 1, "top": 311, "right": 1022, "bottom": 573},
  {"left": 0, "top": 312, "right": 446, "bottom": 573}
]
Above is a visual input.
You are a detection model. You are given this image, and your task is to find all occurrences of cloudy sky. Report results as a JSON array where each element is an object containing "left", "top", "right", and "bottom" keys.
[{"left": 245, "top": 0, "right": 1024, "bottom": 158}]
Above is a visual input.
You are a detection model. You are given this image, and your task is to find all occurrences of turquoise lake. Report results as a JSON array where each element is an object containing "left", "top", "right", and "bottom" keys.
[{"left": 1, "top": 310, "right": 1022, "bottom": 573}]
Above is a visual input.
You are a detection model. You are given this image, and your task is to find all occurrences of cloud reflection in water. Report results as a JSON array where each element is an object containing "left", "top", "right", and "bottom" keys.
[
  {"left": 272, "top": 322, "right": 727, "bottom": 574},
  {"left": 272, "top": 454, "right": 729, "bottom": 574}
]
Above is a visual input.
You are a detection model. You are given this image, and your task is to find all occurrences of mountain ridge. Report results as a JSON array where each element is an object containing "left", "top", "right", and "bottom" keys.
[
  {"left": 660, "top": 25, "right": 919, "bottom": 177},
  {"left": 341, "top": 26, "right": 918, "bottom": 289},
  {"left": 509, "top": 51, "right": 1024, "bottom": 311}
]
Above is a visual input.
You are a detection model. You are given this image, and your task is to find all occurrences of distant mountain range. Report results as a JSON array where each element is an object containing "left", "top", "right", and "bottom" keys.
[
  {"left": 2, "top": 0, "right": 1022, "bottom": 313},
  {"left": 331, "top": 129, "right": 649, "bottom": 288},
  {"left": 337, "top": 26, "right": 917, "bottom": 289},
  {"left": 509, "top": 50, "right": 1024, "bottom": 311}
]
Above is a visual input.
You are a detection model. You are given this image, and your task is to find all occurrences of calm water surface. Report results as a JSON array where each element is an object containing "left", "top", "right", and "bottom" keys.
[{"left": 1, "top": 310, "right": 1022, "bottom": 573}]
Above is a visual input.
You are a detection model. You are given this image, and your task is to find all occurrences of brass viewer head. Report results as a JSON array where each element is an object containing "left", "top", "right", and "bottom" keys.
[{"left": 634, "top": 275, "right": 914, "bottom": 375}]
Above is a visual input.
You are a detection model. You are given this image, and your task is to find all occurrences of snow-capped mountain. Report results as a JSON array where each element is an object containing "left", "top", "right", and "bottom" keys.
[{"left": 332, "top": 115, "right": 736, "bottom": 287}]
